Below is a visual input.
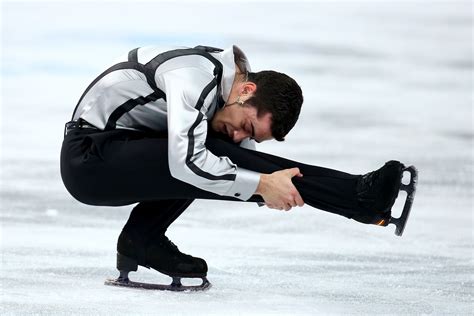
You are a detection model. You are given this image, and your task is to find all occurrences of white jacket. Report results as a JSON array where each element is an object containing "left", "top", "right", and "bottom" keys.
[{"left": 72, "top": 45, "right": 260, "bottom": 201}]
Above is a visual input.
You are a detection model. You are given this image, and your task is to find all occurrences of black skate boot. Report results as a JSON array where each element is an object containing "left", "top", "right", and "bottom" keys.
[
  {"left": 354, "top": 160, "right": 418, "bottom": 236},
  {"left": 105, "top": 230, "right": 210, "bottom": 291}
]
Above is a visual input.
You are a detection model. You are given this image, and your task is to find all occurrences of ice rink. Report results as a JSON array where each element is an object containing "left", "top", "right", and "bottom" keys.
[{"left": 1, "top": 1, "right": 472, "bottom": 315}]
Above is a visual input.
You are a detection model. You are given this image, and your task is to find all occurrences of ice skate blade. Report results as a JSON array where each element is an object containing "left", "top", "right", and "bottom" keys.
[
  {"left": 104, "top": 275, "right": 211, "bottom": 292},
  {"left": 389, "top": 165, "right": 418, "bottom": 236}
]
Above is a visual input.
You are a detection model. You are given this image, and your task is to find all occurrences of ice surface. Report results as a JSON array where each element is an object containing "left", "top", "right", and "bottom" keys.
[{"left": 1, "top": 1, "right": 472, "bottom": 315}]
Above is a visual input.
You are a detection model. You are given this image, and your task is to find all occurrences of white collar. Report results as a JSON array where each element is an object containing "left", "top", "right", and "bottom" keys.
[{"left": 215, "top": 45, "right": 251, "bottom": 104}]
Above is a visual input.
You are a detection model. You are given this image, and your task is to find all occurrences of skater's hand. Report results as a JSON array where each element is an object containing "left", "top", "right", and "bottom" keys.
[{"left": 255, "top": 168, "right": 304, "bottom": 211}]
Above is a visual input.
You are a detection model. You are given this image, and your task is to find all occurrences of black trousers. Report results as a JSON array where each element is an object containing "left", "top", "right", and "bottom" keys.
[{"left": 60, "top": 128, "right": 367, "bottom": 242}]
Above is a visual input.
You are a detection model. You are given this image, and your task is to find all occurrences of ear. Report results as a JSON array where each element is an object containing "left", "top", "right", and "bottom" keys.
[{"left": 241, "top": 82, "right": 257, "bottom": 96}]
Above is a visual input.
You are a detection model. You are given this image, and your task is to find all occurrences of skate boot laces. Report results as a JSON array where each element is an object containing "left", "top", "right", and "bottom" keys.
[
  {"left": 357, "top": 169, "right": 380, "bottom": 202},
  {"left": 158, "top": 236, "right": 181, "bottom": 254}
]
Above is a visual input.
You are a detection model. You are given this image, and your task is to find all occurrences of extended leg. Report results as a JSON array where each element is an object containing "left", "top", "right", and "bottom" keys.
[{"left": 61, "top": 128, "right": 416, "bottom": 230}]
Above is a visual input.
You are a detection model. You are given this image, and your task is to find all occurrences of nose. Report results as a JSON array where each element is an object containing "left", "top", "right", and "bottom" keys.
[{"left": 233, "top": 130, "right": 249, "bottom": 143}]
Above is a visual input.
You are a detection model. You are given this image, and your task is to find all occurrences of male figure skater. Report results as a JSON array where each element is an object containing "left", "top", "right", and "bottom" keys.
[{"left": 60, "top": 45, "right": 417, "bottom": 290}]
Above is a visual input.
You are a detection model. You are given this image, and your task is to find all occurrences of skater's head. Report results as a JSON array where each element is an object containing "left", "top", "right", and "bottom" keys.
[
  {"left": 211, "top": 70, "right": 303, "bottom": 143},
  {"left": 245, "top": 71, "right": 303, "bottom": 141}
]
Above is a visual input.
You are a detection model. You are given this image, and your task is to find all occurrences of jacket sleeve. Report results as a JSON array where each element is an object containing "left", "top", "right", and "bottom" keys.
[
  {"left": 163, "top": 67, "right": 260, "bottom": 201},
  {"left": 239, "top": 138, "right": 257, "bottom": 151}
]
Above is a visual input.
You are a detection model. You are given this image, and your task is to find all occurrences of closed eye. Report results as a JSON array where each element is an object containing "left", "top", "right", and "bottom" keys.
[
  {"left": 249, "top": 122, "right": 262, "bottom": 143},
  {"left": 246, "top": 122, "right": 259, "bottom": 142}
]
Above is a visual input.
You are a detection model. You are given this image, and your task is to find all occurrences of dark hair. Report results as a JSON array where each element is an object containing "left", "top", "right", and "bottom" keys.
[{"left": 245, "top": 71, "right": 303, "bottom": 141}]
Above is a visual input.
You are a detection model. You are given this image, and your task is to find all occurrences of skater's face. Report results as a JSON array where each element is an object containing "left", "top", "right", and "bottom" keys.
[{"left": 211, "top": 103, "right": 273, "bottom": 143}]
